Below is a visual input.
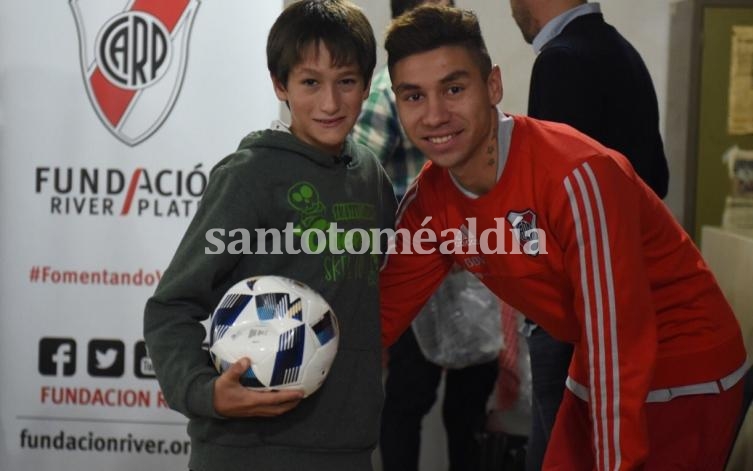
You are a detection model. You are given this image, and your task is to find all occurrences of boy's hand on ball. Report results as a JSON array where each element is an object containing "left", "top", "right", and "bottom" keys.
[{"left": 213, "top": 357, "right": 305, "bottom": 417}]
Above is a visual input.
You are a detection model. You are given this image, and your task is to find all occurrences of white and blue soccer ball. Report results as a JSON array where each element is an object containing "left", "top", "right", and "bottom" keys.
[{"left": 209, "top": 275, "right": 339, "bottom": 397}]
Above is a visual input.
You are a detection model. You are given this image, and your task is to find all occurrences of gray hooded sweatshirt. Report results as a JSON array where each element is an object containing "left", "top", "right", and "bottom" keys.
[{"left": 144, "top": 128, "right": 396, "bottom": 471}]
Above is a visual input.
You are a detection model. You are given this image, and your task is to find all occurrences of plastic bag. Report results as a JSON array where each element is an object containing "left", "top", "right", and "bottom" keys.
[{"left": 411, "top": 270, "right": 503, "bottom": 369}]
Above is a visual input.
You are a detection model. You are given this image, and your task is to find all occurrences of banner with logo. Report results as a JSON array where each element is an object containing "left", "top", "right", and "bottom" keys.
[{"left": 0, "top": 1, "right": 281, "bottom": 470}]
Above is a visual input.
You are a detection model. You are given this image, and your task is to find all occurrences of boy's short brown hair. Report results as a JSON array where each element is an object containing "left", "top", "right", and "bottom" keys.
[
  {"left": 267, "top": 0, "right": 376, "bottom": 88},
  {"left": 385, "top": 5, "right": 492, "bottom": 79}
]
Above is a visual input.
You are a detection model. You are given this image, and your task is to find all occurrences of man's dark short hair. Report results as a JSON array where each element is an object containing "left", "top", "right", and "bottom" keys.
[
  {"left": 390, "top": 0, "right": 455, "bottom": 19},
  {"left": 267, "top": 0, "right": 376, "bottom": 88},
  {"left": 385, "top": 5, "right": 492, "bottom": 78}
]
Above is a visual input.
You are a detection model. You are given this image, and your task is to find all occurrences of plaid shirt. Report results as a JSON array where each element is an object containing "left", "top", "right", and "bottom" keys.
[{"left": 352, "top": 67, "right": 426, "bottom": 199}]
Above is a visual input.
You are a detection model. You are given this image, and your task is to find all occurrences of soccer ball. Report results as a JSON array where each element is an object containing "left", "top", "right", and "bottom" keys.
[{"left": 208, "top": 275, "right": 339, "bottom": 397}]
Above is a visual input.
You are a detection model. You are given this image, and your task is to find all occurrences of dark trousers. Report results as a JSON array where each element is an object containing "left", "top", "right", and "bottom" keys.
[
  {"left": 523, "top": 326, "right": 572, "bottom": 471},
  {"left": 380, "top": 328, "right": 499, "bottom": 471}
]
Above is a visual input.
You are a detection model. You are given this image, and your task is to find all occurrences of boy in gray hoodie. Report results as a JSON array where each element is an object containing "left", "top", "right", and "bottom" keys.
[{"left": 143, "top": 2, "right": 396, "bottom": 470}]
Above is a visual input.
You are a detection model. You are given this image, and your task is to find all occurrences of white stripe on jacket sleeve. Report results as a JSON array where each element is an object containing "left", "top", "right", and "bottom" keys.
[{"left": 564, "top": 162, "right": 621, "bottom": 471}]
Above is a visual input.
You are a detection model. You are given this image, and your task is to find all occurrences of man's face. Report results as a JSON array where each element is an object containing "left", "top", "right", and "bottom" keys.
[
  {"left": 391, "top": 45, "right": 501, "bottom": 176},
  {"left": 510, "top": 0, "right": 538, "bottom": 44},
  {"left": 272, "top": 42, "right": 368, "bottom": 155}
]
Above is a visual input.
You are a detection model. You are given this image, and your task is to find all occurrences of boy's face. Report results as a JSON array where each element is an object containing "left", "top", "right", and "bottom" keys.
[
  {"left": 391, "top": 45, "right": 502, "bottom": 176},
  {"left": 273, "top": 42, "right": 369, "bottom": 155}
]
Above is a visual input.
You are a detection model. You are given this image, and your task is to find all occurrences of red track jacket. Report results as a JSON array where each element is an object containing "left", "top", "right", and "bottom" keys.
[{"left": 380, "top": 115, "right": 746, "bottom": 470}]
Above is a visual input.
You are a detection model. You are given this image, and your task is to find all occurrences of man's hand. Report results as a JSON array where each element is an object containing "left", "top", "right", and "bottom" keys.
[{"left": 213, "top": 357, "right": 304, "bottom": 417}]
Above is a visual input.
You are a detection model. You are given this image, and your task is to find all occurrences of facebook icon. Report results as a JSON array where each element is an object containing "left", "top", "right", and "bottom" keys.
[{"left": 39, "top": 338, "right": 76, "bottom": 376}]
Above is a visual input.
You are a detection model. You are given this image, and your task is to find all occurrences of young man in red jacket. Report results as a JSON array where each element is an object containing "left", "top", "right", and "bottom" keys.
[{"left": 379, "top": 5, "right": 749, "bottom": 470}]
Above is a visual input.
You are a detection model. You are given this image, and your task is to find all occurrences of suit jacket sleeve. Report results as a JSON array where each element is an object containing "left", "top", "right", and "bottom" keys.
[
  {"left": 529, "top": 45, "right": 669, "bottom": 198},
  {"left": 529, "top": 46, "right": 603, "bottom": 139}
]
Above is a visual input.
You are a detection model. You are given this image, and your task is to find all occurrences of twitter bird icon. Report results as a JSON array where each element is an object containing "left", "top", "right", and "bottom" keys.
[{"left": 88, "top": 340, "right": 125, "bottom": 377}]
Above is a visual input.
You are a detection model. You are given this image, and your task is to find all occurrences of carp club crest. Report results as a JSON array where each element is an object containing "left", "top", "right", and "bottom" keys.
[
  {"left": 506, "top": 209, "right": 540, "bottom": 256},
  {"left": 70, "top": 0, "right": 200, "bottom": 146}
]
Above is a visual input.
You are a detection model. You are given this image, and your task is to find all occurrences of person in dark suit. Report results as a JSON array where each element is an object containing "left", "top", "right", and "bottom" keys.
[{"left": 509, "top": 1, "right": 669, "bottom": 469}]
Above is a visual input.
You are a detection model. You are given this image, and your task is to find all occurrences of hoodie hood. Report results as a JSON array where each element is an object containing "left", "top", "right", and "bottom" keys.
[{"left": 237, "top": 127, "right": 358, "bottom": 169}]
